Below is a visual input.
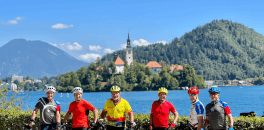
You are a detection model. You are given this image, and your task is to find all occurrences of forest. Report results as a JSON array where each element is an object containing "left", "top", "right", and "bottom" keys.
[{"left": 101, "top": 20, "right": 264, "bottom": 80}]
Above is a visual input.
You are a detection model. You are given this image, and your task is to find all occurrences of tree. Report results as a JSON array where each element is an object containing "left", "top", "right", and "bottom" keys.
[
  {"left": 169, "top": 78, "right": 179, "bottom": 90},
  {"left": 70, "top": 71, "right": 81, "bottom": 87},
  {"left": 145, "top": 66, "right": 153, "bottom": 76},
  {"left": 0, "top": 79, "right": 28, "bottom": 109},
  {"left": 77, "top": 67, "right": 87, "bottom": 85}
]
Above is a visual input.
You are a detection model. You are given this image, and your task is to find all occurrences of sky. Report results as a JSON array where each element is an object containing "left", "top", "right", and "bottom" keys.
[{"left": 1, "top": 0, "right": 264, "bottom": 63}]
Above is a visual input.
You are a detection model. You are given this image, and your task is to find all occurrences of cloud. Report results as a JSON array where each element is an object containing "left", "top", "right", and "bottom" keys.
[
  {"left": 15, "top": 17, "right": 23, "bottom": 20},
  {"left": 132, "top": 39, "right": 152, "bottom": 46},
  {"left": 132, "top": 39, "right": 168, "bottom": 46},
  {"left": 49, "top": 42, "right": 82, "bottom": 51},
  {"left": 51, "top": 23, "right": 74, "bottom": 29},
  {"left": 89, "top": 45, "right": 102, "bottom": 51},
  {"left": 156, "top": 40, "right": 168, "bottom": 45},
  {"left": 104, "top": 48, "right": 115, "bottom": 53},
  {"left": 2, "top": 17, "right": 23, "bottom": 25},
  {"left": 120, "top": 44, "right": 127, "bottom": 49},
  {"left": 78, "top": 53, "right": 101, "bottom": 62}
]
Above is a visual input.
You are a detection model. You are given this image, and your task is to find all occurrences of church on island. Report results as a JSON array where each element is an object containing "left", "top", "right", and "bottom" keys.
[{"left": 97, "top": 33, "right": 183, "bottom": 75}]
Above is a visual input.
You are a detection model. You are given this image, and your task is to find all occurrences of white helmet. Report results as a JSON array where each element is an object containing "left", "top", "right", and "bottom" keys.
[
  {"left": 73, "top": 87, "right": 83, "bottom": 94},
  {"left": 46, "top": 86, "right": 56, "bottom": 93}
]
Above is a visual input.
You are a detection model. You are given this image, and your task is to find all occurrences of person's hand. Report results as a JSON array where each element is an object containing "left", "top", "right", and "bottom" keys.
[
  {"left": 131, "top": 121, "right": 136, "bottom": 127},
  {"left": 90, "top": 122, "right": 96, "bottom": 128},
  {"left": 169, "top": 123, "right": 176, "bottom": 128},
  {"left": 28, "top": 122, "right": 34, "bottom": 127},
  {"left": 149, "top": 124, "right": 153, "bottom": 130}
]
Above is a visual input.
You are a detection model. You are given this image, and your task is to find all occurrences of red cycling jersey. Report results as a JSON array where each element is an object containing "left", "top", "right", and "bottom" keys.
[
  {"left": 151, "top": 100, "right": 176, "bottom": 128},
  {"left": 68, "top": 99, "right": 96, "bottom": 128}
]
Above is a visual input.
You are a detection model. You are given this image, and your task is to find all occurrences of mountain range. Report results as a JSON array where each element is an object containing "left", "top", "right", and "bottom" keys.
[
  {"left": 101, "top": 20, "right": 264, "bottom": 80},
  {"left": 0, "top": 39, "right": 87, "bottom": 79}
]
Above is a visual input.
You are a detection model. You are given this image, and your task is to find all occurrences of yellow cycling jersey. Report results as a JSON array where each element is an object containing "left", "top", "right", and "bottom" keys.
[{"left": 103, "top": 98, "right": 132, "bottom": 123}]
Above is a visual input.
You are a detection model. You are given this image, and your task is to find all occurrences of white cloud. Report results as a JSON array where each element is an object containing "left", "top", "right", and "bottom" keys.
[
  {"left": 51, "top": 23, "right": 74, "bottom": 29},
  {"left": 78, "top": 53, "right": 101, "bottom": 62},
  {"left": 2, "top": 17, "right": 23, "bottom": 25},
  {"left": 89, "top": 45, "right": 102, "bottom": 51},
  {"left": 156, "top": 40, "right": 168, "bottom": 45},
  {"left": 104, "top": 48, "right": 115, "bottom": 53},
  {"left": 49, "top": 42, "right": 82, "bottom": 51},
  {"left": 132, "top": 39, "right": 168, "bottom": 46},
  {"left": 120, "top": 44, "right": 127, "bottom": 49},
  {"left": 132, "top": 39, "right": 152, "bottom": 46},
  {"left": 7, "top": 20, "right": 17, "bottom": 24},
  {"left": 15, "top": 17, "right": 23, "bottom": 20}
]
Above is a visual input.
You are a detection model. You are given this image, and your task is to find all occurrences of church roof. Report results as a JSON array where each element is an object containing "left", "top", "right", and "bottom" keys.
[
  {"left": 145, "top": 61, "right": 162, "bottom": 68},
  {"left": 115, "top": 56, "right": 125, "bottom": 65}
]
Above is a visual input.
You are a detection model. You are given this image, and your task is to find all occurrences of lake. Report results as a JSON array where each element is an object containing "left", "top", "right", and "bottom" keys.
[{"left": 7, "top": 85, "right": 264, "bottom": 117}]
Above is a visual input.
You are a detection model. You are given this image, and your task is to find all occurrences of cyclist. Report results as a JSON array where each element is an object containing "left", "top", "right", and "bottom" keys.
[
  {"left": 188, "top": 87, "right": 205, "bottom": 130},
  {"left": 204, "top": 86, "right": 234, "bottom": 130},
  {"left": 28, "top": 86, "right": 61, "bottom": 130},
  {"left": 149, "top": 87, "right": 178, "bottom": 130},
  {"left": 62, "top": 87, "right": 98, "bottom": 130},
  {"left": 99, "top": 86, "right": 136, "bottom": 130}
]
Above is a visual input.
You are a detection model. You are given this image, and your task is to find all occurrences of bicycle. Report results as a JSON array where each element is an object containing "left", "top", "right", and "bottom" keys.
[
  {"left": 174, "top": 120, "right": 196, "bottom": 130},
  {"left": 9, "top": 122, "right": 69, "bottom": 130}
]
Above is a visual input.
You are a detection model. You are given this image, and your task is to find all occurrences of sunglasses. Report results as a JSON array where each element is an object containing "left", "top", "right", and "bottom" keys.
[
  {"left": 210, "top": 92, "right": 219, "bottom": 95},
  {"left": 189, "top": 94, "right": 196, "bottom": 97}
]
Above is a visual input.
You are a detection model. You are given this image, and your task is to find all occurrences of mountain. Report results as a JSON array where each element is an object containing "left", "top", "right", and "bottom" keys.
[
  {"left": 0, "top": 39, "right": 88, "bottom": 78},
  {"left": 101, "top": 20, "right": 264, "bottom": 80}
]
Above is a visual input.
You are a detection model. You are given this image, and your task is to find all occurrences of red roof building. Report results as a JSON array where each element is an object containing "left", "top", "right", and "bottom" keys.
[
  {"left": 170, "top": 65, "right": 183, "bottom": 72},
  {"left": 114, "top": 56, "right": 125, "bottom": 65},
  {"left": 145, "top": 61, "right": 162, "bottom": 68}
]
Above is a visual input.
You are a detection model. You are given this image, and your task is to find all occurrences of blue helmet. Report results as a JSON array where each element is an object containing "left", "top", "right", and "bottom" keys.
[{"left": 209, "top": 86, "right": 220, "bottom": 93}]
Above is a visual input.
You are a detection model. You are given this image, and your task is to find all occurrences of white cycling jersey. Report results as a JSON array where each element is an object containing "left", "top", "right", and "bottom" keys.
[{"left": 189, "top": 100, "right": 205, "bottom": 127}]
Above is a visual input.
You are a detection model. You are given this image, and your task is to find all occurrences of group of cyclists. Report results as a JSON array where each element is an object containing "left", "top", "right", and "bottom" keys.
[{"left": 27, "top": 85, "right": 234, "bottom": 130}]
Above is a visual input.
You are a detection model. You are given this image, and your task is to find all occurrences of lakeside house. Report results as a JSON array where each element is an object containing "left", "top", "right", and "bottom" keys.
[
  {"left": 170, "top": 65, "right": 183, "bottom": 74},
  {"left": 145, "top": 61, "right": 162, "bottom": 74},
  {"left": 8, "top": 75, "right": 23, "bottom": 82},
  {"left": 6, "top": 83, "right": 17, "bottom": 90}
]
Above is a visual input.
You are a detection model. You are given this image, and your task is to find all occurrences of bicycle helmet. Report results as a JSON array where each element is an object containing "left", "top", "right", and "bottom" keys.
[
  {"left": 46, "top": 86, "right": 56, "bottom": 93},
  {"left": 110, "top": 86, "right": 121, "bottom": 92},
  {"left": 73, "top": 87, "right": 83, "bottom": 94},
  {"left": 158, "top": 87, "right": 168, "bottom": 94},
  {"left": 188, "top": 87, "right": 199, "bottom": 94},
  {"left": 209, "top": 86, "right": 220, "bottom": 93}
]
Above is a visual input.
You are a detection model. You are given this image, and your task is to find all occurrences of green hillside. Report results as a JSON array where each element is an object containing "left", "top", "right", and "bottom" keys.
[{"left": 101, "top": 20, "right": 264, "bottom": 80}]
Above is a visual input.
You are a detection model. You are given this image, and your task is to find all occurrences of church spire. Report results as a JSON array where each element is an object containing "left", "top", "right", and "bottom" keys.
[{"left": 127, "top": 32, "right": 131, "bottom": 47}]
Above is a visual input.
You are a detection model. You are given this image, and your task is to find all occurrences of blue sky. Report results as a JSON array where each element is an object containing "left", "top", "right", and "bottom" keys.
[{"left": 1, "top": 0, "right": 264, "bottom": 63}]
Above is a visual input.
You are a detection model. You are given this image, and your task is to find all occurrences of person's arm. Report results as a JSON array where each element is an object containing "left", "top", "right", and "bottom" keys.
[
  {"left": 227, "top": 114, "right": 233, "bottom": 127},
  {"left": 29, "top": 107, "right": 39, "bottom": 127},
  {"left": 99, "top": 110, "right": 107, "bottom": 124},
  {"left": 204, "top": 116, "right": 209, "bottom": 128},
  {"left": 128, "top": 111, "right": 134, "bottom": 122},
  {"left": 62, "top": 113, "right": 71, "bottom": 123},
  {"left": 169, "top": 111, "right": 178, "bottom": 128},
  {"left": 149, "top": 113, "right": 153, "bottom": 130},
  {"left": 195, "top": 104, "right": 205, "bottom": 130},
  {"left": 93, "top": 109, "right": 98, "bottom": 123},
  {"left": 56, "top": 111, "right": 61, "bottom": 130},
  {"left": 197, "top": 116, "right": 204, "bottom": 130},
  {"left": 100, "top": 110, "right": 107, "bottom": 119}
]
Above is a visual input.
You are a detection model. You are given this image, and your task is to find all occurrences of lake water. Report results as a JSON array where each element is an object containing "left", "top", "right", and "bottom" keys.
[{"left": 7, "top": 85, "right": 264, "bottom": 117}]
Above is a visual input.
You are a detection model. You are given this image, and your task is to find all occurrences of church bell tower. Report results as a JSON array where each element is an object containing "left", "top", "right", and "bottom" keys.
[{"left": 126, "top": 32, "right": 133, "bottom": 66}]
